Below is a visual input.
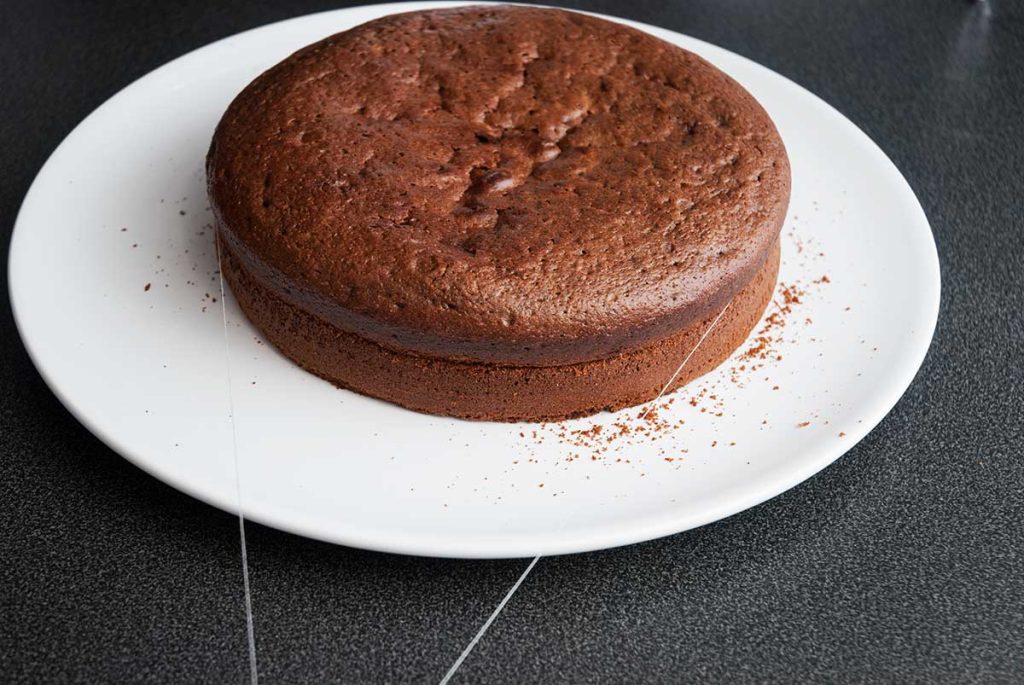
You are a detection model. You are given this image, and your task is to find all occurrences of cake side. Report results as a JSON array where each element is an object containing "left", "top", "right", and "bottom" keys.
[{"left": 220, "top": 237, "right": 780, "bottom": 422}]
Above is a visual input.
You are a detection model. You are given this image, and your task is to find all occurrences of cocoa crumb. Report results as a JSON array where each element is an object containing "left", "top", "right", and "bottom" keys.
[{"left": 781, "top": 284, "right": 802, "bottom": 305}]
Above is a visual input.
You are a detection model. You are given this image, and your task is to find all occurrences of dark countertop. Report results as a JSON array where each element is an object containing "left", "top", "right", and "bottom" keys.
[{"left": 2, "top": 1, "right": 1022, "bottom": 682}]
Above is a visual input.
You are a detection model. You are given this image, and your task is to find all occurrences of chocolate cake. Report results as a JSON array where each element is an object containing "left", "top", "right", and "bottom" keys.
[{"left": 207, "top": 5, "right": 790, "bottom": 421}]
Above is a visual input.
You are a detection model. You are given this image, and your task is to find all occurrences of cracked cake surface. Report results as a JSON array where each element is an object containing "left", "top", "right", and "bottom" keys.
[{"left": 208, "top": 4, "right": 789, "bottom": 369}]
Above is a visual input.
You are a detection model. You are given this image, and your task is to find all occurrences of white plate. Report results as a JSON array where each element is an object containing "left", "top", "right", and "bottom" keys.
[{"left": 9, "top": 2, "right": 939, "bottom": 558}]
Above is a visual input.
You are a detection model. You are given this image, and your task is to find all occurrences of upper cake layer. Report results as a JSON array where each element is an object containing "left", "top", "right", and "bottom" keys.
[{"left": 208, "top": 5, "right": 790, "bottom": 366}]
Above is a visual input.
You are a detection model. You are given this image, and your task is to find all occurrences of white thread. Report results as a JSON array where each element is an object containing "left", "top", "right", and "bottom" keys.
[
  {"left": 437, "top": 300, "right": 733, "bottom": 683},
  {"left": 439, "top": 555, "right": 540, "bottom": 685},
  {"left": 215, "top": 239, "right": 259, "bottom": 685},
  {"left": 637, "top": 301, "right": 732, "bottom": 422}
]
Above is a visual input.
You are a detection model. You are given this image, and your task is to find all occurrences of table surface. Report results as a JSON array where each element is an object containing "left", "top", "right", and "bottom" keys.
[{"left": 2, "top": 1, "right": 1022, "bottom": 682}]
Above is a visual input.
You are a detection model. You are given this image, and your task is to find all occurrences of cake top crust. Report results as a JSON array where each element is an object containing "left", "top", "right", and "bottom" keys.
[{"left": 208, "top": 5, "right": 790, "bottom": 365}]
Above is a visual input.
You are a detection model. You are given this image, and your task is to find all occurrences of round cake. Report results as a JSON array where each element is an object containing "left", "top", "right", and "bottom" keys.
[{"left": 207, "top": 5, "right": 790, "bottom": 421}]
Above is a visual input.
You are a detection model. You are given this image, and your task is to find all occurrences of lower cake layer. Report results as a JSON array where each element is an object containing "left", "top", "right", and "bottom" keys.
[{"left": 220, "top": 240, "right": 780, "bottom": 422}]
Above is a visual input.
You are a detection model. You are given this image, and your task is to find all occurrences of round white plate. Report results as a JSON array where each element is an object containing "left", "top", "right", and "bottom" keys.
[{"left": 9, "top": 2, "right": 939, "bottom": 558}]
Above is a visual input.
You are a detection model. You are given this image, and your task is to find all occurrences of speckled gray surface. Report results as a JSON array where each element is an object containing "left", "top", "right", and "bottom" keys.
[{"left": 1, "top": 1, "right": 1022, "bottom": 682}]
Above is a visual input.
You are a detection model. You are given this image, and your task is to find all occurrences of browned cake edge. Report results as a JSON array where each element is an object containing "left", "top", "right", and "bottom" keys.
[{"left": 219, "top": 237, "right": 780, "bottom": 422}]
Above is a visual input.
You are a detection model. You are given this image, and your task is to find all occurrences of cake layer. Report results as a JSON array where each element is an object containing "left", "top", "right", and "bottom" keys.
[{"left": 208, "top": 5, "right": 790, "bottom": 366}]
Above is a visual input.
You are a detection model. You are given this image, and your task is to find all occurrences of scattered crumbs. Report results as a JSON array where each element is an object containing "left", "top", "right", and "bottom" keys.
[
  {"left": 120, "top": 227, "right": 127, "bottom": 232},
  {"left": 538, "top": 483, "right": 544, "bottom": 488},
  {"left": 733, "top": 278, "right": 818, "bottom": 385},
  {"left": 144, "top": 283, "right": 151, "bottom": 291},
  {"left": 179, "top": 210, "right": 186, "bottom": 216},
  {"left": 514, "top": 252, "right": 833, "bottom": 478},
  {"left": 839, "top": 432, "right": 846, "bottom": 438}
]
